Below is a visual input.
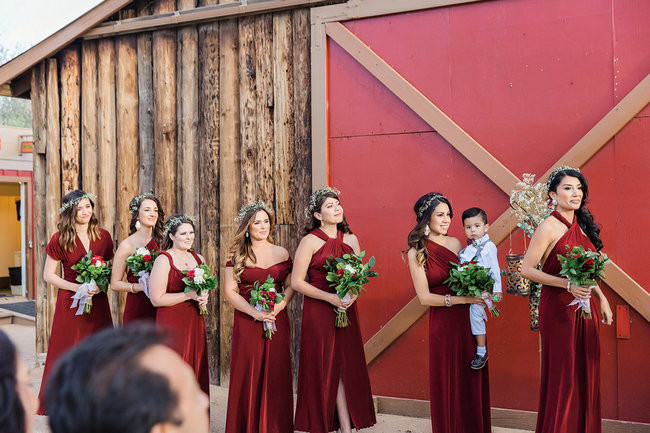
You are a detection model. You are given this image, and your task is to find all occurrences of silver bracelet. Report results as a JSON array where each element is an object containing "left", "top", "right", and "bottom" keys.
[{"left": 444, "top": 294, "right": 452, "bottom": 307}]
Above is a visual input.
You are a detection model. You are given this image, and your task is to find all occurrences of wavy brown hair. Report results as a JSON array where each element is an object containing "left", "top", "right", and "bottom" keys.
[
  {"left": 160, "top": 215, "right": 196, "bottom": 251},
  {"left": 58, "top": 190, "right": 101, "bottom": 252},
  {"left": 303, "top": 191, "right": 352, "bottom": 235},
  {"left": 228, "top": 208, "right": 275, "bottom": 283},
  {"left": 406, "top": 192, "right": 453, "bottom": 267},
  {"left": 129, "top": 194, "right": 165, "bottom": 246}
]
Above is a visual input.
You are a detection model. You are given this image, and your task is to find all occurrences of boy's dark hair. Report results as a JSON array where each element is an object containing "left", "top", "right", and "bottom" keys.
[
  {"left": 45, "top": 324, "right": 182, "bottom": 433},
  {"left": 462, "top": 207, "right": 488, "bottom": 224}
]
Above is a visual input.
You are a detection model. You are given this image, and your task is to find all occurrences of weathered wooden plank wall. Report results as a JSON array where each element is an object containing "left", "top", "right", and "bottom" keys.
[{"left": 30, "top": 0, "right": 312, "bottom": 382}]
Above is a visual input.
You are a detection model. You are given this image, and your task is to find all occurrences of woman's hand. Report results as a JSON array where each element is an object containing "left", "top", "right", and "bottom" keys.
[
  {"left": 600, "top": 297, "right": 613, "bottom": 325},
  {"left": 185, "top": 290, "right": 199, "bottom": 301},
  {"left": 197, "top": 292, "right": 209, "bottom": 309},
  {"left": 253, "top": 309, "right": 276, "bottom": 322},
  {"left": 345, "top": 293, "right": 359, "bottom": 309},
  {"left": 270, "top": 299, "right": 287, "bottom": 317},
  {"left": 327, "top": 293, "right": 345, "bottom": 308},
  {"left": 464, "top": 296, "right": 485, "bottom": 305},
  {"left": 569, "top": 283, "right": 592, "bottom": 300}
]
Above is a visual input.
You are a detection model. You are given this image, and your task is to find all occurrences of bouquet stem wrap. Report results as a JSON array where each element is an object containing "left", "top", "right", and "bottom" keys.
[
  {"left": 138, "top": 271, "right": 151, "bottom": 298},
  {"left": 254, "top": 304, "right": 278, "bottom": 339},
  {"left": 335, "top": 293, "right": 352, "bottom": 328},
  {"left": 70, "top": 281, "right": 97, "bottom": 316}
]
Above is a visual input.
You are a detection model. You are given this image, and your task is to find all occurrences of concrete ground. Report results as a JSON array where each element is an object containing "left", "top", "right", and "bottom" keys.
[{"left": 2, "top": 317, "right": 531, "bottom": 433}]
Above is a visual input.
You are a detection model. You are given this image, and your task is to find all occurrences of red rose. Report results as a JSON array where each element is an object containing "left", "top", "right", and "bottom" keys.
[
  {"left": 583, "top": 258, "right": 595, "bottom": 269},
  {"left": 261, "top": 291, "right": 267, "bottom": 296},
  {"left": 469, "top": 260, "right": 476, "bottom": 265},
  {"left": 91, "top": 255, "right": 103, "bottom": 263},
  {"left": 269, "top": 302, "right": 275, "bottom": 309},
  {"left": 573, "top": 253, "right": 581, "bottom": 258},
  {"left": 143, "top": 254, "right": 152, "bottom": 262},
  {"left": 269, "top": 292, "right": 276, "bottom": 300},
  {"left": 187, "top": 270, "right": 195, "bottom": 279},
  {"left": 262, "top": 298, "right": 267, "bottom": 303},
  {"left": 352, "top": 273, "right": 357, "bottom": 278},
  {"left": 336, "top": 269, "right": 345, "bottom": 276}
]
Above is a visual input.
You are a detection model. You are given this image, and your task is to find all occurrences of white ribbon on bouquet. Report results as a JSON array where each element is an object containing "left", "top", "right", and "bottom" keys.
[
  {"left": 70, "top": 280, "right": 97, "bottom": 316},
  {"left": 337, "top": 292, "right": 351, "bottom": 312},
  {"left": 254, "top": 304, "right": 277, "bottom": 333},
  {"left": 567, "top": 287, "right": 592, "bottom": 315},
  {"left": 138, "top": 271, "right": 151, "bottom": 298}
]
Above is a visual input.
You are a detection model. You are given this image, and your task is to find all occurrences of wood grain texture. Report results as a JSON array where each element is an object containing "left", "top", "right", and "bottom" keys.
[{"left": 59, "top": 45, "right": 81, "bottom": 193}]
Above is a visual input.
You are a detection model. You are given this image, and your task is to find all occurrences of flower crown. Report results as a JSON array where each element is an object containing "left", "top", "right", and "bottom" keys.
[
  {"left": 234, "top": 200, "right": 274, "bottom": 223},
  {"left": 129, "top": 192, "right": 156, "bottom": 214},
  {"left": 59, "top": 192, "right": 96, "bottom": 214},
  {"left": 546, "top": 166, "right": 581, "bottom": 192},
  {"left": 304, "top": 186, "right": 341, "bottom": 218},
  {"left": 417, "top": 193, "right": 446, "bottom": 219},
  {"left": 163, "top": 215, "right": 196, "bottom": 237}
]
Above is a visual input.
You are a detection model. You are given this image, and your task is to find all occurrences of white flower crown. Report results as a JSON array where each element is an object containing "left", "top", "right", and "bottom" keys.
[
  {"left": 163, "top": 215, "right": 196, "bottom": 237},
  {"left": 234, "top": 200, "right": 274, "bottom": 223},
  {"left": 59, "top": 192, "right": 96, "bottom": 214},
  {"left": 546, "top": 166, "right": 581, "bottom": 192},
  {"left": 304, "top": 186, "right": 341, "bottom": 218},
  {"left": 417, "top": 193, "right": 446, "bottom": 219},
  {"left": 129, "top": 193, "right": 156, "bottom": 214}
]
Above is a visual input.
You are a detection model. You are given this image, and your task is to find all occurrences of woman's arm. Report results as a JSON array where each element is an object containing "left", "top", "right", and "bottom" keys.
[
  {"left": 591, "top": 285, "right": 613, "bottom": 324},
  {"left": 291, "top": 236, "right": 344, "bottom": 308},
  {"left": 407, "top": 248, "right": 482, "bottom": 307},
  {"left": 223, "top": 266, "right": 275, "bottom": 321},
  {"left": 149, "top": 255, "right": 195, "bottom": 307},
  {"left": 271, "top": 272, "right": 295, "bottom": 317},
  {"left": 521, "top": 221, "right": 591, "bottom": 299},
  {"left": 43, "top": 256, "right": 80, "bottom": 292},
  {"left": 110, "top": 239, "right": 141, "bottom": 293}
]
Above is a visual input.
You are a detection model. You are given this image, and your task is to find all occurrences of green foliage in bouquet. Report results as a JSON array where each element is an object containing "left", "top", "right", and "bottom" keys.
[
  {"left": 557, "top": 245, "right": 610, "bottom": 287},
  {"left": 444, "top": 261, "right": 500, "bottom": 317},
  {"left": 71, "top": 251, "right": 112, "bottom": 293},
  {"left": 182, "top": 264, "right": 218, "bottom": 315},
  {"left": 125, "top": 247, "right": 158, "bottom": 275},
  {"left": 249, "top": 275, "right": 285, "bottom": 312}
]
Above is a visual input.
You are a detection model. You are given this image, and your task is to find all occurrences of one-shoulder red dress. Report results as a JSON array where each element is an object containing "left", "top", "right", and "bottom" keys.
[
  {"left": 425, "top": 239, "right": 491, "bottom": 433},
  {"left": 122, "top": 238, "right": 158, "bottom": 324},
  {"left": 294, "top": 228, "right": 376, "bottom": 433},
  {"left": 224, "top": 258, "right": 294, "bottom": 433},
  {"left": 536, "top": 211, "right": 601, "bottom": 433},
  {"left": 37, "top": 228, "right": 115, "bottom": 414},
  {"left": 155, "top": 250, "right": 209, "bottom": 394}
]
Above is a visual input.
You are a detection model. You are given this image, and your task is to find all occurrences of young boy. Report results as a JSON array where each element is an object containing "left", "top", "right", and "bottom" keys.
[{"left": 459, "top": 207, "right": 502, "bottom": 370}]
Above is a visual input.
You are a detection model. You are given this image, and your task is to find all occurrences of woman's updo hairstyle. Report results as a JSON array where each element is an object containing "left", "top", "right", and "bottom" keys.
[
  {"left": 303, "top": 187, "right": 352, "bottom": 235},
  {"left": 161, "top": 214, "right": 196, "bottom": 251},
  {"left": 406, "top": 192, "right": 452, "bottom": 267},
  {"left": 546, "top": 166, "right": 602, "bottom": 251}
]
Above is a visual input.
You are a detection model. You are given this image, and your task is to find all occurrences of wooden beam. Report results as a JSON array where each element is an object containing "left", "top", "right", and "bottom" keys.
[
  {"left": 309, "top": 6, "right": 327, "bottom": 188},
  {"left": 255, "top": 14, "right": 275, "bottom": 206},
  {"left": 9, "top": 71, "right": 32, "bottom": 98},
  {"left": 218, "top": 9, "right": 240, "bottom": 386},
  {"left": 238, "top": 15, "right": 258, "bottom": 203},
  {"left": 324, "top": 21, "right": 519, "bottom": 194},
  {"left": 81, "top": 41, "right": 99, "bottom": 194},
  {"left": 83, "top": 0, "right": 335, "bottom": 39},
  {"left": 0, "top": 0, "right": 133, "bottom": 87},
  {"left": 60, "top": 46, "right": 81, "bottom": 194},
  {"left": 605, "top": 262, "right": 650, "bottom": 322},
  {"left": 136, "top": 1, "right": 155, "bottom": 193}
]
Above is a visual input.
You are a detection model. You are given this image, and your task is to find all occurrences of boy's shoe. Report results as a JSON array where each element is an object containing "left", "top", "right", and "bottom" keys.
[{"left": 470, "top": 353, "right": 488, "bottom": 370}]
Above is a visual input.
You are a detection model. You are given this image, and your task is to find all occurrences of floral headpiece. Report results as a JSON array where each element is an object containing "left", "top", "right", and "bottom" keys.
[
  {"left": 417, "top": 193, "right": 446, "bottom": 219},
  {"left": 163, "top": 215, "right": 196, "bottom": 238},
  {"left": 234, "top": 200, "right": 274, "bottom": 223},
  {"left": 59, "top": 192, "right": 96, "bottom": 214},
  {"left": 546, "top": 166, "right": 581, "bottom": 192},
  {"left": 304, "top": 186, "right": 341, "bottom": 218},
  {"left": 129, "top": 192, "right": 156, "bottom": 214}
]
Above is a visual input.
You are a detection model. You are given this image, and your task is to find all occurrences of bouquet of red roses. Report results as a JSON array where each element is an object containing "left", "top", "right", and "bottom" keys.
[
  {"left": 182, "top": 264, "right": 217, "bottom": 315},
  {"left": 248, "top": 275, "right": 286, "bottom": 339},
  {"left": 70, "top": 251, "right": 112, "bottom": 315},
  {"left": 557, "top": 245, "right": 610, "bottom": 319},
  {"left": 125, "top": 247, "right": 158, "bottom": 297},
  {"left": 444, "top": 261, "right": 500, "bottom": 317},
  {"left": 325, "top": 251, "right": 378, "bottom": 327}
]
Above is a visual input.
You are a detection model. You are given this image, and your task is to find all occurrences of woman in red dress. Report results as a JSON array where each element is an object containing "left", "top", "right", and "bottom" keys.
[
  {"left": 38, "top": 190, "right": 115, "bottom": 414},
  {"left": 293, "top": 187, "right": 376, "bottom": 433},
  {"left": 224, "top": 201, "right": 295, "bottom": 433},
  {"left": 111, "top": 193, "right": 164, "bottom": 323},
  {"left": 149, "top": 214, "right": 210, "bottom": 394},
  {"left": 406, "top": 192, "right": 490, "bottom": 433},
  {"left": 522, "top": 167, "right": 613, "bottom": 433}
]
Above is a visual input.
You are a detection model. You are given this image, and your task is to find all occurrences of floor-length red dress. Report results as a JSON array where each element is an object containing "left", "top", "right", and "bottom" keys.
[
  {"left": 123, "top": 238, "right": 158, "bottom": 324},
  {"left": 225, "top": 259, "right": 294, "bottom": 433},
  {"left": 155, "top": 250, "right": 209, "bottom": 394},
  {"left": 425, "top": 239, "right": 491, "bottom": 433},
  {"left": 536, "top": 211, "right": 601, "bottom": 433},
  {"left": 294, "top": 228, "right": 376, "bottom": 433},
  {"left": 37, "top": 229, "right": 115, "bottom": 414}
]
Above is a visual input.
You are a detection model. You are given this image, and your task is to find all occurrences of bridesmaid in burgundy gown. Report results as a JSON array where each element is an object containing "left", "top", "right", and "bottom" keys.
[
  {"left": 293, "top": 187, "right": 376, "bottom": 433},
  {"left": 406, "top": 192, "right": 491, "bottom": 433},
  {"left": 224, "top": 201, "right": 295, "bottom": 433},
  {"left": 111, "top": 193, "right": 164, "bottom": 323},
  {"left": 522, "top": 167, "right": 613, "bottom": 433},
  {"left": 38, "top": 190, "right": 115, "bottom": 414},
  {"left": 149, "top": 214, "right": 210, "bottom": 395}
]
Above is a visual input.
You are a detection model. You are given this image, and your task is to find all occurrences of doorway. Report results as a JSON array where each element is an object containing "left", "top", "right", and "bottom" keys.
[{"left": 0, "top": 182, "right": 24, "bottom": 298}]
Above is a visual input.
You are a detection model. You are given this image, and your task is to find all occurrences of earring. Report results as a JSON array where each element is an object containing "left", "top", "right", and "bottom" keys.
[
  {"left": 135, "top": 220, "right": 141, "bottom": 230},
  {"left": 551, "top": 199, "right": 558, "bottom": 209},
  {"left": 424, "top": 225, "right": 431, "bottom": 236},
  {"left": 245, "top": 232, "right": 249, "bottom": 238}
]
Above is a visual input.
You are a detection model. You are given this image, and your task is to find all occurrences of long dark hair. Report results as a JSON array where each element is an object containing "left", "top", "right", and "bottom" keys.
[
  {"left": 406, "top": 192, "right": 453, "bottom": 267},
  {"left": 547, "top": 168, "right": 603, "bottom": 251},
  {"left": 161, "top": 215, "right": 196, "bottom": 251},
  {"left": 0, "top": 330, "right": 25, "bottom": 433},
  {"left": 128, "top": 194, "right": 165, "bottom": 246},
  {"left": 58, "top": 190, "right": 101, "bottom": 252},
  {"left": 304, "top": 191, "right": 352, "bottom": 235},
  {"left": 228, "top": 208, "right": 275, "bottom": 283}
]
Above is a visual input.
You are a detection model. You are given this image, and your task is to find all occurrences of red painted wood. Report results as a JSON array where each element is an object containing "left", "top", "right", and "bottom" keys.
[{"left": 326, "top": 0, "right": 650, "bottom": 423}]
